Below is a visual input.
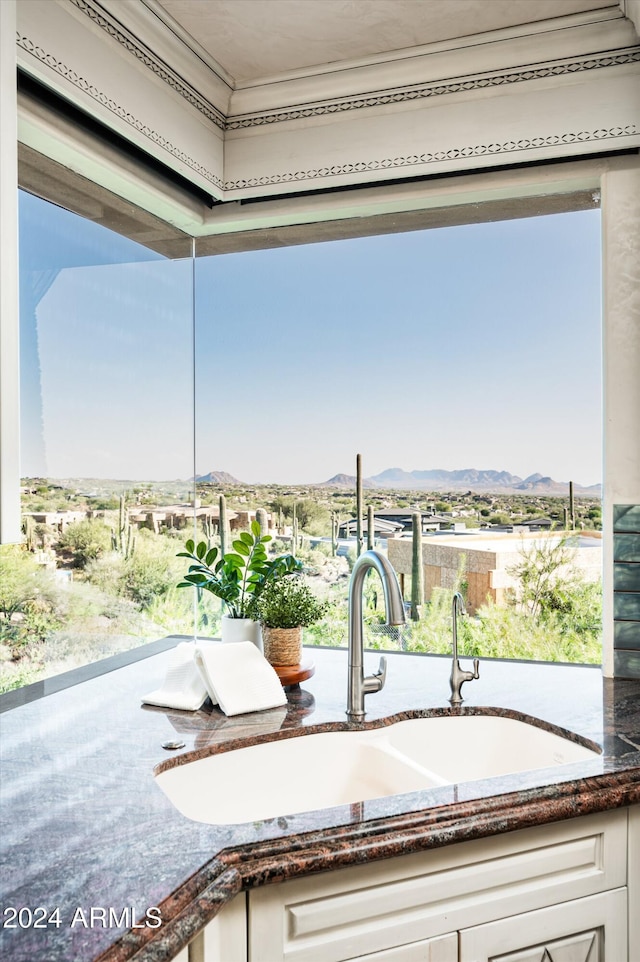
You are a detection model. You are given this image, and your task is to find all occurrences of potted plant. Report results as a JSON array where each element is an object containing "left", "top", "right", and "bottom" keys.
[
  {"left": 177, "top": 521, "right": 300, "bottom": 648},
  {"left": 256, "top": 575, "right": 327, "bottom": 666}
]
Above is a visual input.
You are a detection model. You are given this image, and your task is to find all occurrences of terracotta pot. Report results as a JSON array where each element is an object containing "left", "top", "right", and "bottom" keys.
[
  {"left": 262, "top": 626, "right": 302, "bottom": 666},
  {"left": 221, "top": 615, "right": 263, "bottom": 653}
]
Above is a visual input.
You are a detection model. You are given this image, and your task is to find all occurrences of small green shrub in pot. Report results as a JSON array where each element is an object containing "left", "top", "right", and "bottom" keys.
[
  {"left": 256, "top": 576, "right": 327, "bottom": 666},
  {"left": 177, "top": 522, "right": 300, "bottom": 646}
]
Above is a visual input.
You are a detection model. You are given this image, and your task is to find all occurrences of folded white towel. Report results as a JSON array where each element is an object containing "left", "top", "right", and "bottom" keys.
[
  {"left": 194, "top": 641, "right": 287, "bottom": 716},
  {"left": 142, "top": 642, "right": 209, "bottom": 711}
]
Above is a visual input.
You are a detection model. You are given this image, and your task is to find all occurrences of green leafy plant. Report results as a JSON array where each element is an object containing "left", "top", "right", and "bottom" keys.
[
  {"left": 177, "top": 520, "right": 300, "bottom": 619},
  {"left": 507, "top": 535, "right": 578, "bottom": 619},
  {"left": 256, "top": 576, "right": 327, "bottom": 629}
]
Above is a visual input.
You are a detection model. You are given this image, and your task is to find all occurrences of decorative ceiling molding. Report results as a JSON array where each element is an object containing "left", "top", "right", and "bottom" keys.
[
  {"left": 227, "top": 48, "right": 640, "bottom": 130},
  {"left": 16, "top": 31, "right": 224, "bottom": 190},
  {"left": 222, "top": 124, "right": 639, "bottom": 191},
  {"left": 68, "top": 0, "right": 226, "bottom": 131},
  {"left": 68, "top": 0, "right": 640, "bottom": 135},
  {"left": 16, "top": 1, "right": 640, "bottom": 206},
  {"left": 620, "top": 0, "right": 640, "bottom": 37}
]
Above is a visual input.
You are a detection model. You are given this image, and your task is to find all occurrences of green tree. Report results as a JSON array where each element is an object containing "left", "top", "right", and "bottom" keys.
[{"left": 507, "top": 536, "right": 579, "bottom": 619}]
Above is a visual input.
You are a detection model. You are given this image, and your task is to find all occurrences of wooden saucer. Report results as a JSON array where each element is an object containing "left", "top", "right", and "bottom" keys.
[{"left": 273, "top": 660, "right": 315, "bottom": 688}]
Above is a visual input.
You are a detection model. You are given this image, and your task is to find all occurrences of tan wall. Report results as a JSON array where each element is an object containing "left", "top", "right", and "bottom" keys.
[
  {"left": 465, "top": 571, "right": 494, "bottom": 613},
  {"left": 387, "top": 535, "right": 601, "bottom": 615}
]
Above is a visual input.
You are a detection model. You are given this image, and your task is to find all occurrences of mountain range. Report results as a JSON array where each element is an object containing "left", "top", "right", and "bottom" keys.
[
  {"left": 195, "top": 467, "right": 600, "bottom": 495},
  {"left": 321, "top": 468, "right": 601, "bottom": 495}
]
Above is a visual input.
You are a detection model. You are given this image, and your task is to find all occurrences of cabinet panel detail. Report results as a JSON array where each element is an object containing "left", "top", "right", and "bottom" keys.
[
  {"left": 249, "top": 812, "right": 627, "bottom": 962},
  {"left": 459, "top": 889, "right": 626, "bottom": 962},
  {"left": 488, "top": 929, "right": 599, "bottom": 961},
  {"left": 346, "top": 932, "right": 457, "bottom": 962}
]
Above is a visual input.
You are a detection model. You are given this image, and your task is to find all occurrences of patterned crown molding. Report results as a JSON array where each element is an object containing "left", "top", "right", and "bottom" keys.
[
  {"left": 68, "top": 0, "right": 226, "bottom": 132},
  {"left": 68, "top": 0, "right": 640, "bottom": 133},
  {"left": 16, "top": 32, "right": 224, "bottom": 191},
  {"left": 222, "top": 124, "right": 639, "bottom": 191},
  {"left": 227, "top": 49, "right": 640, "bottom": 130}
]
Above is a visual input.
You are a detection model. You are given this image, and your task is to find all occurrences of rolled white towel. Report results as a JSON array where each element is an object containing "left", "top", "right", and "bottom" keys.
[
  {"left": 142, "top": 642, "right": 209, "bottom": 711},
  {"left": 194, "top": 641, "right": 287, "bottom": 716}
]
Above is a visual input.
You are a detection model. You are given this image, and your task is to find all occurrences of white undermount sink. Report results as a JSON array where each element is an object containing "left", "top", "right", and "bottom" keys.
[{"left": 155, "top": 713, "right": 600, "bottom": 825}]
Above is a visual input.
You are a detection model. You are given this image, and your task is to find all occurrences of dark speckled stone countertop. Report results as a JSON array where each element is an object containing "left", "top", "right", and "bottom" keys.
[{"left": 1, "top": 644, "right": 639, "bottom": 962}]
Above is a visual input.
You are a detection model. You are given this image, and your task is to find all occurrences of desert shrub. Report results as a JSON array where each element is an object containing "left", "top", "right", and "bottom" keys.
[
  {"left": 84, "top": 553, "right": 126, "bottom": 595},
  {"left": 0, "top": 545, "right": 65, "bottom": 657},
  {"left": 121, "top": 554, "right": 172, "bottom": 607},
  {"left": 57, "top": 519, "right": 112, "bottom": 568},
  {"left": 119, "top": 530, "right": 186, "bottom": 608},
  {"left": 142, "top": 585, "right": 196, "bottom": 635},
  {"left": 0, "top": 545, "right": 40, "bottom": 614}
]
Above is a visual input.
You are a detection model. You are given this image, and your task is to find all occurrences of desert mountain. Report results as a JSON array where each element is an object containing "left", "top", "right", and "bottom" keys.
[
  {"left": 195, "top": 470, "right": 243, "bottom": 484},
  {"left": 320, "top": 467, "right": 600, "bottom": 495},
  {"left": 320, "top": 473, "right": 375, "bottom": 488}
]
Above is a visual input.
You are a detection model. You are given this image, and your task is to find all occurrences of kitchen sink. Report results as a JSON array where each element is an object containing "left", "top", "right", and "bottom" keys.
[{"left": 154, "top": 712, "right": 600, "bottom": 825}]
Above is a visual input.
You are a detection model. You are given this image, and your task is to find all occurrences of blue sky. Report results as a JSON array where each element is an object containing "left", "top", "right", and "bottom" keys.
[
  {"left": 20, "top": 191, "right": 602, "bottom": 485},
  {"left": 195, "top": 209, "right": 602, "bottom": 486}
]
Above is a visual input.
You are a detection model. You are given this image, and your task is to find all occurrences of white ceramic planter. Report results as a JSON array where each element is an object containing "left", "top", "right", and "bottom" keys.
[{"left": 221, "top": 615, "right": 263, "bottom": 652}]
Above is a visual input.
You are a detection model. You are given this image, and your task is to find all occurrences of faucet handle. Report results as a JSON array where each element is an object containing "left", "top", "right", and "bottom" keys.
[
  {"left": 472, "top": 658, "right": 480, "bottom": 680},
  {"left": 364, "top": 656, "right": 387, "bottom": 694}
]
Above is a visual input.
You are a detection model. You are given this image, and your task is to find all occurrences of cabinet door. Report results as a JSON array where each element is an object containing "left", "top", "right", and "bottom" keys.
[
  {"left": 347, "top": 933, "right": 457, "bottom": 961},
  {"left": 249, "top": 812, "right": 626, "bottom": 962},
  {"left": 458, "top": 889, "right": 627, "bottom": 962}
]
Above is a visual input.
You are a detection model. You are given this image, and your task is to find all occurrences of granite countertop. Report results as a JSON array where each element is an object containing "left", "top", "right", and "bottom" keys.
[{"left": 1, "top": 644, "right": 639, "bottom": 962}]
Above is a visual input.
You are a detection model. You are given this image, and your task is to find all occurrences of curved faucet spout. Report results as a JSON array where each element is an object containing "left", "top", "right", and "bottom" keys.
[
  {"left": 449, "top": 591, "right": 479, "bottom": 705},
  {"left": 347, "top": 550, "right": 405, "bottom": 720}
]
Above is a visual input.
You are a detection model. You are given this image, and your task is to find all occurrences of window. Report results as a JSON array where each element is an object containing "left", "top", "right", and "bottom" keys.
[
  {"left": 0, "top": 172, "right": 602, "bottom": 697},
  {"left": 0, "top": 189, "right": 193, "bottom": 694},
  {"left": 194, "top": 212, "right": 602, "bottom": 664}
]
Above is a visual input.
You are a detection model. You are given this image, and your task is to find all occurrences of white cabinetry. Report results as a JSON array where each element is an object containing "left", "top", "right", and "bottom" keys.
[
  {"left": 182, "top": 894, "right": 247, "bottom": 962},
  {"left": 247, "top": 810, "right": 630, "bottom": 962},
  {"left": 458, "top": 889, "right": 626, "bottom": 962},
  {"left": 174, "top": 808, "right": 636, "bottom": 962}
]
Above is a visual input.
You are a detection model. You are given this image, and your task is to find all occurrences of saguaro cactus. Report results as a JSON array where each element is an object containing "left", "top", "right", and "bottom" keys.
[
  {"left": 410, "top": 511, "right": 424, "bottom": 621},
  {"left": 291, "top": 502, "right": 298, "bottom": 558},
  {"left": 218, "top": 494, "right": 228, "bottom": 557},
  {"left": 112, "top": 494, "right": 136, "bottom": 559},
  {"left": 24, "top": 515, "right": 36, "bottom": 552},
  {"left": 331, "top": 511, "right": 337, "bottom": 557},
  {"left": 367, "top": 504, "right": 375, "bottom": 550},
  {"left": 256, "top": 508, "right": 268, "bottom": 538},
  {"left": 203, "top": 516, "right": 214, "bottom": 543},
  {"left": 569, "top": 481, "right": 575, "bottom": 530},
  {"left": 356, "top": 453, "right": 363, "bottom": 557}
]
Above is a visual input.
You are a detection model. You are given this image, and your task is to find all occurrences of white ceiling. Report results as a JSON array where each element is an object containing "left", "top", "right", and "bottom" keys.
[{"left": 152, "top": 0, "right": 618, "bottom": 85}]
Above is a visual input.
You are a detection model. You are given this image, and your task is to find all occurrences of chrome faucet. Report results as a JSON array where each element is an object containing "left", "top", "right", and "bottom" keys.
[
  {"left": 449, "top": 592, "right": 479, "bottom": 705},
  {"left": 347, "top": 550, "right": 406, "bottom": 720}
]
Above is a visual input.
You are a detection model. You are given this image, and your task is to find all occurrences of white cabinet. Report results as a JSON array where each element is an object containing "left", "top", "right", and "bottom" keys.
[
  {"left": 346, "top": 934, "right": 458, "bottom": 962},
  {"left": 458, "top": 889, "right": 626, "bottom": 962},
  {"left": 247, "top": 810, "right": 630, "bottom": 962},
  {"left": 183, "top": 894, "right": 247, "bottom": 962},
  {"left": 172, "top": 807, "right": 636, "bottom": 962}
]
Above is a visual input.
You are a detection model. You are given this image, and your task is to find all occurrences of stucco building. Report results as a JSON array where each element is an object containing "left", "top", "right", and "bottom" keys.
[{"left": 388, "top": 531, "right": 602, "bottom": 613}]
